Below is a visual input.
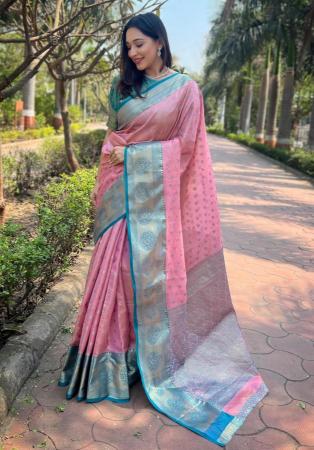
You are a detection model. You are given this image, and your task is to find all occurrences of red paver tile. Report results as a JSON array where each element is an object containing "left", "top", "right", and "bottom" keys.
[
  {"left": 93, "top": 398, "right": 135, "bottom": 421},
  {"left": 242, "top": 329, "right": 274, "bottom": 354},
  {"left": 93, "top": 411, "right": 162, "bottom": 450},
  {"left": 81, "top": 443, "right": 117, "bottom": 449},
  {"left": 253, "top": 350, "right": 309, "bottom": 380},
  {"left": 286, "top": 377, "right": 314, "bottom": 405},
  {"left": 28, "top": 403, "right": 100, "bottom": 449},
  {"left": 251, "top": 304, "right": 296, "bottom": 323},
  {"left": 132, "top": 381, "right": 152, "bottom": 412},
  {"left": 261, "top": 401, "right": 314, "bottom": 446},
  {"left": 235, "top": 403, "right": 265, "bottom": 435},
  {"left": 227, "top": 428, "right": 297, "bottom": 450},
  {"left": 239, "top": 319, "right": 288, "bottom": 338},
  {"left": 268, "top": 334, "right": 314, "bottom": 360},
  {"left": 292, "top": 310, "right": 314, "bottom": 323},
  {"left": 33, "top": 382, "right": 71, "bottom": 407},
  {"left": 259, "top": 369, "right": 292, "bottom": 405},
  {"left": 157, "top": 424, "right": 219, "bottom": 449},
  {"left": 1, "top": 415, "right": 28, "bottom": 438},
  {"left": 281, "top": 321, "right": 314, "bottom": 341},
  {"left": 303, "top": 360, "right": 314, "bottom": 375},
  {"left": 2, "top": 430, "right": 56, "bottom": 450}
]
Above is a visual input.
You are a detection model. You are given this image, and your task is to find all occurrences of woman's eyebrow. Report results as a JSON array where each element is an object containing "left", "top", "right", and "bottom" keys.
[{"left": 126, "top": 38, "right": 145, "bottom": 45}]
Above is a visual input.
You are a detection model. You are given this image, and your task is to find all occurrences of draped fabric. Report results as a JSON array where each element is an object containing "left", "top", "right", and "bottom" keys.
[{"left": 58, "top": 72, "right": 268, "bottom": 446}]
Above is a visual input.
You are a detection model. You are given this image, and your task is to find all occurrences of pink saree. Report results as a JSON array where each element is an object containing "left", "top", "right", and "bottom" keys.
[{"left": 58, "top": 72, "right": 268, "bottom": 446}]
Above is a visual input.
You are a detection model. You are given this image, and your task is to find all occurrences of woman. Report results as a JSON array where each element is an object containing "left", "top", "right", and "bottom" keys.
[{"left": 58, "top": 12, "right": 268, "bottom": 447}]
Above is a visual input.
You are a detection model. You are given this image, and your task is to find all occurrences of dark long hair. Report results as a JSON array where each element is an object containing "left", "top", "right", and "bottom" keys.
[{"left": 118, "top": 12, "right": 172, "bottom": 98}]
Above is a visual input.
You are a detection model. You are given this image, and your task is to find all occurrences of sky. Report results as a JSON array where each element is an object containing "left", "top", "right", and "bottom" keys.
[{"left": 159, "top": 0, "right": 223, "bottom": 76}]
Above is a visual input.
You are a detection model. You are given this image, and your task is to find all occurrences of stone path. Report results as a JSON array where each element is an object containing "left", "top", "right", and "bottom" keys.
[{"left": 1, "top": 134, "right": 313, "bottom": 450}]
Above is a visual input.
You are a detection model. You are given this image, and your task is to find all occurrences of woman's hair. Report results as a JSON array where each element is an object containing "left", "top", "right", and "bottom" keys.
[{"left": 118, "top": 12, "right": 172, "bottom": 98}]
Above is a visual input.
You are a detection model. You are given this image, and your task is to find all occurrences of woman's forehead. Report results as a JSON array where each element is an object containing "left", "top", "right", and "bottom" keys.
[{"left": 126, "top": 27, "right": 147, "bottom": 43}]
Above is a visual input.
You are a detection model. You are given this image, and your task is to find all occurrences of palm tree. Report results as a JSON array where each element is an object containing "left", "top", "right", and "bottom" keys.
[
  {"left": 265, "top": 42, "right": 281, "bottom": 148},
  {"left": 255, "top": 47, "right": 270, "bottom": 142},
  {"left": 308, "top": 98, "right": 314, "bottom": 151},
  {"left": 277, "top": 38, "right": 295, "bottom": 147},
  {"left": 204, "top": 0, "right": 313, "bottom": 146},
  {"left": 238, "top": 62, "right": 253, "bottom": 133}
]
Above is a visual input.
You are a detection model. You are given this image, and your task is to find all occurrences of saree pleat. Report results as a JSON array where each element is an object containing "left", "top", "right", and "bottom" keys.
[{"left": 58, "top": 218, "right": 139, "bottom": 402}]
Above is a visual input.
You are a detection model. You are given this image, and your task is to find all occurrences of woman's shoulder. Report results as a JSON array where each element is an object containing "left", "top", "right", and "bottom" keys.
[
  {"left": 173, "top": 72, "right": 200, "bottom": 93},
  {"left": 108, "top": 74, "right": 121, "bottom": 111}
]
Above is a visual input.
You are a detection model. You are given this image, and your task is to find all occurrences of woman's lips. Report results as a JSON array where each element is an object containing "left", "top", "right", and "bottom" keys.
[{"left": 134, "top": 58, "right": 144, "bottom": 64}]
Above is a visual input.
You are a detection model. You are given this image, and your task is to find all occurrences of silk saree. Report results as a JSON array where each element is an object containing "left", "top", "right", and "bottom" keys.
[{"left": 58, "top": 71, "right": 268, "bottom": 446}]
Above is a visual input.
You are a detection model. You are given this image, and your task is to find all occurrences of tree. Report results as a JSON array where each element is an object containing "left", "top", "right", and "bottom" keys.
[
  {"left": 203, "top": 0, "right": 313, "bottom": 147},
  {"left": 255, "top": 47, "right": 270, "bottom": 142},
  {"left": 0, "top": 0, "right": 164, "bottom": 222},
  {"left": 265, "top": 41, "right": 281, "bottom": 148}
]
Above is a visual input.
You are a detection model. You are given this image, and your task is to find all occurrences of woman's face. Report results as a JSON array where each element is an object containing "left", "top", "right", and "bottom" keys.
[{"left": 125, "top": 27, "right": 161, "bottom": 71}]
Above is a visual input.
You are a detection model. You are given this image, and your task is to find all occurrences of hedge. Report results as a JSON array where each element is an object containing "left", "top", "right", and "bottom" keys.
[
  {"left": 0, "top": 168, "right": 96, "bottom": 345},
  {"left": 207, "top": 127, "right": 314, "bottom": 178},
  {"left": 3, "top": 128, "right": 106, "bottom": 196},
  {"left": 0, "top": 122, "right": 84, "bottom": 142}
]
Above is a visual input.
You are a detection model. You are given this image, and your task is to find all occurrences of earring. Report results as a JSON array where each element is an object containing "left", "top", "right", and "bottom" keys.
[{"left": 157, "top": 47, "right": 162, "bottom": 57}]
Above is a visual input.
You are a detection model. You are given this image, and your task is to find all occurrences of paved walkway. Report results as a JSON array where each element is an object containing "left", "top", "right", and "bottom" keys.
[{"left": 1, "top": 134, "right": 314, "bottom": 450}]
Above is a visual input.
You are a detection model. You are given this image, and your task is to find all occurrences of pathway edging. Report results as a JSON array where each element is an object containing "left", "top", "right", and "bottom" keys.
[
  {"left": 208, "top": 133, "right": 314, "bottom": 186},
  {"left": 0, "top": 244, "right": 93, "bottom": 425}
]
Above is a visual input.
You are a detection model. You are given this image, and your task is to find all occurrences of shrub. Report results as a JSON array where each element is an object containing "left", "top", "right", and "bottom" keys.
[
  {"left": 3, "top": 129, "right": 105, "bottom": 196},
  {"left": 207, "top": 127, "right": 314, "bottom": 178},
  {"left": 0, "top": 168, "right": 96, "bottom": 341},
  {"left": 73, "top": 129, "right": 106, "bottom": 166},
  {"left": 68, "top": 105, "right": 82, "bottom": 123}
]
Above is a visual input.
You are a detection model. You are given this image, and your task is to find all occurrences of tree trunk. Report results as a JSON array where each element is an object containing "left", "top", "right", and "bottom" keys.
[
  {"left": 0, "top": 144, "right": 5, "bottom": 225},
  {"left": 308, "top": 98, "right": 314, "bottom": 151},
  {"left": 255, "top": 48, "right": 271, "bottom": 143},
  {"left": 238, "top": 64, "right": 253, "bottom": 134},
  {"left": 239, "top": 83, "right": 253, "bottom": 133},
  {"left": 52, "top": 79, "right": 62, "bottom": 130},
  {"left": 22, "top": 44, "right": 36, "bottom": 130},
  {"left": 277, "top": 39, "right": 295, "bottom": 148},
  {"left": 59, "top": 78, "right": 80, "bottom": 171},
  {"left": 70, "top": 79, "right": 76, "bottom": 105},
  {"left": 277, "top": 68, "right": 295, "bottom": 148},
  {"left": 265, "top": 43, "right": 281, "bottom": 148}
]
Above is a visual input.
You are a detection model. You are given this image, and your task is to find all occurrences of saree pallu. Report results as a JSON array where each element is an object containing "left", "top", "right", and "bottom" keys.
[{"left": 58, "top": 72, "right": 268, "bottom": 446}]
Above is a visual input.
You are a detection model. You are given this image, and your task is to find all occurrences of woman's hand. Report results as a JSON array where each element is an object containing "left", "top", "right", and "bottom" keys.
[{"left": 108, "top": 146, "right": 125, "bottom": 166}]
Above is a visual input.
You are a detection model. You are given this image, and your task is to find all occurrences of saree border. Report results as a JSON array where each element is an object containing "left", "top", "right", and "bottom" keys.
[
  {"left": 123, "top": 145, "right": 227, "bottom": 447},
  {"left": 93, "top": 175, "right": 126, "bottom": 243},
  {"left": 117, "top": 73, "right": 191, "bottom": 130},
  {"left": 117, "top": 72, "right": 180, "bottom": 110},
  {"left": 123, "top": 145, "right": 268, "bottom": 447}
]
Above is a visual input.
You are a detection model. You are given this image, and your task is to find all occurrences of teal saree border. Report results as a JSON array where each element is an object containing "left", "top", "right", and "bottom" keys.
[
  {"left": 123, "top": 145, "right": 227, "bottom": 447},
  {"left": 117, "top": 72, "right": 179, "bottom": 110},
  {"left": 93, "top": 175, "right": 126, "bottom": 243},
  {"left": 117, "top": 74, "right": 191, "bottom": 130}
]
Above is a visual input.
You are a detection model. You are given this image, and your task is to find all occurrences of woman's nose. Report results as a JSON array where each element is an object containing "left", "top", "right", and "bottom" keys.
[{"left": 128, "top": 47, "right": 137, "bottom": 58}]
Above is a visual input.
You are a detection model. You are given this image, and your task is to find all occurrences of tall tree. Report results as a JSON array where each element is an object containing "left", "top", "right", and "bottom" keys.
[
  {"left": 265, "top": 42, "right": 281, "bottom": 148},
  {"left": 238, "top": 62, "right": 253, "bottom": 133},
  {"left": 255, "top": 47, "right": 270, "bottom": 142}
]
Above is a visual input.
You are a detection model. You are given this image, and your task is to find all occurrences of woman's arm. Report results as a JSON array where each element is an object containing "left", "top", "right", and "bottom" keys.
[{"left": 91, "top": 127, "right": 112, "bottom": 205}]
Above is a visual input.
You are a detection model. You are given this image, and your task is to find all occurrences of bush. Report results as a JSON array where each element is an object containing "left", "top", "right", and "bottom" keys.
[
  {"left": 0, "top": 126, "right": 55, "bottom": 142},
  {"left": 0, "top": 168, "right": 96, "bottom": 341},
  {"left": 3, "top": 129, "right": 105, "bottom": 196},
  {"left": 68, "top": 105, "right": 82, "bottom": 123},
  {"left": 0, "top": 123, "right": 85, "bottom": 143},
  {"left": 73, "top": 129, "right": 106, "bottom": 166},
  {"left": 207, "top": 127, "right": 314, "bottom": 178}
]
